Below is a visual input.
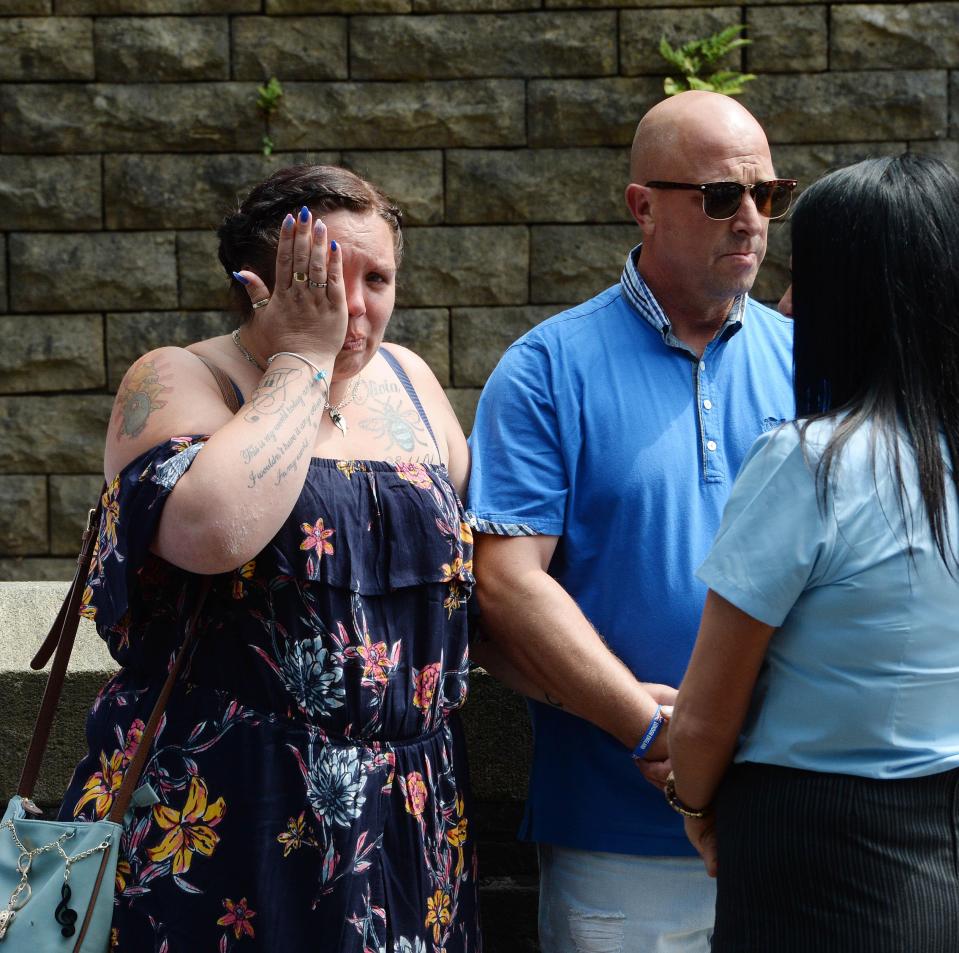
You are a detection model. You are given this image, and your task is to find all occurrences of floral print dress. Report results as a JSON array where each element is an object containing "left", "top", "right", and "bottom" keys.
[{"left": 60, "top": 435, "right": 481, "bottom": 953}]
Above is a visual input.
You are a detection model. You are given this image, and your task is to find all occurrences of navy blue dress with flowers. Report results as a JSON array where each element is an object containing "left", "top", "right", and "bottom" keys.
[{"left": 59, "top": 431, "right": 481, "bottom": 953}]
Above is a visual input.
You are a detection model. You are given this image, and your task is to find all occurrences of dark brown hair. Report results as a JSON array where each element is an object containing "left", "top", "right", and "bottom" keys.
[{"left": 217, "top": 164, "right": 404, "bottom": 319}]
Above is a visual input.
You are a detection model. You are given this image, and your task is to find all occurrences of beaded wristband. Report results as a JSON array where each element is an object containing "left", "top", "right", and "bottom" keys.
[
  {"left": 631, "top": 704, "right": 665, "bottom": 761},
  {"left": 267, "top": 351, "right": 329, "bottom": 385},
  {"left": 664, "top": 771, "right": 712, "bottom": 819}
]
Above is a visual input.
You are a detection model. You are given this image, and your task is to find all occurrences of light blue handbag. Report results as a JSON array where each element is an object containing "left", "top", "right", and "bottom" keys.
[
  {"left": 0, "top": 796, "right": 121, "bottom": 951},
  {"left": 0, "top": 514, "right": 209, "bottom": 952}
]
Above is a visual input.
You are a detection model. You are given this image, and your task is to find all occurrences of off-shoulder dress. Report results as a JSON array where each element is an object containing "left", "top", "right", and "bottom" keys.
[{"left": 59, "top": 369, "right": 480, "bottom": 953}]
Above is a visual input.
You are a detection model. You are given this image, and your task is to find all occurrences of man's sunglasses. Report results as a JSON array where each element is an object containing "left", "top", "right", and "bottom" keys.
[{"left": 644, "top": 179, "right": 799, "bottom": 221}]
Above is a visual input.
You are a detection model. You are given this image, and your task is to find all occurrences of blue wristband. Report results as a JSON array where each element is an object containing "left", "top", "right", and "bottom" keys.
[{"left": 631, "top": 705, "right": 665, "bottom": 761}]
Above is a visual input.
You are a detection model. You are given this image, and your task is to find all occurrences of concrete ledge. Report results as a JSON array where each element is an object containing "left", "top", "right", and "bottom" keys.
[{"left": 1, "top": 582, "right": 116, "bottom": 804}]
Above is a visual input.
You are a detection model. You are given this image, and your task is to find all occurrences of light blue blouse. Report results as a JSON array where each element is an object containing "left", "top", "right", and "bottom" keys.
[{"left": 698, "top": 419, "right": 959, "bottom": 779}]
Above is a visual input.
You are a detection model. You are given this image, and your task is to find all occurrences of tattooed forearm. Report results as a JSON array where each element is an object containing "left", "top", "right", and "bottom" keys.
[
  {"left": 243, "top": 366, "right": 303, "bottom": 423},
  {"left": 273, "top": 435, "right": 312, "bottom": 486},
  {"left": 113, "top": 358, "right": 171, "bottom": 440},
  {"left": 241, "top": 392, "right": 305, "bottom": 464},
  {"left": 245, "top": 390, "right": 324, "bottom": 488}
]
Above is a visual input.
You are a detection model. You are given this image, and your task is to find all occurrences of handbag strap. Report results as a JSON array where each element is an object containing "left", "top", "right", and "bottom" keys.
[
  {"left": 19, "top": 498, "right": 106, "bottom": 797},
  {"left": 108, "top": 579, "right": 210, "bottom": 822},
  {"left": 18, "top": 571, "right": 211, "bottom": 807},
  {"left": 17, "top": 355, "right": 239, "bottom": 803},
  {"left": 68, "top": 580, "right": 210, "bottom": 953}
]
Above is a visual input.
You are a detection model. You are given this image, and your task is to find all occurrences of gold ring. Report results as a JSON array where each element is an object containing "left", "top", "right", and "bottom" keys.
[
  {"left": 252, "top": 298, "right": 270, "bottom": 310},
  {"left": 293, "top": 271, "right": 308, "bottom": 282}
]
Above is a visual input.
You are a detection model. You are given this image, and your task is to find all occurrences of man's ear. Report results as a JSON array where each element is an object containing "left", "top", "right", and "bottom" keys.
[{"left": 625, "top": 183, "right": 654, "bottom": 235}]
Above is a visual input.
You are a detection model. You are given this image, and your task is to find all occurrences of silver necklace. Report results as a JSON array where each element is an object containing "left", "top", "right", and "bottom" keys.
[
  {"left": 231, "top": 328, "right": 265, "bottom": 371},
  {"left": 326, "top": 377, "right": 361, "bottom": 436},
  {"left": 232, "top": 328, "right": 359, "bottom": 436}
]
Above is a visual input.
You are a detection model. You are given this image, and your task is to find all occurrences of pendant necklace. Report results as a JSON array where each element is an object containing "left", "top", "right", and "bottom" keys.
[{"left": 325, "top": 377, "right": 361, "bottom": 436}]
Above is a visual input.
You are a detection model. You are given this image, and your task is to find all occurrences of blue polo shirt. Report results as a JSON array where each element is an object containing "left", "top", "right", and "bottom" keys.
[{"left": 467, "top": 246, "right": 794, "bottom": 855}]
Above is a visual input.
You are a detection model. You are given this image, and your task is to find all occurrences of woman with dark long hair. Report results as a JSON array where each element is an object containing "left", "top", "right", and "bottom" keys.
[{"left": 667, "top": 153, "right": 959, "bottom": 952}]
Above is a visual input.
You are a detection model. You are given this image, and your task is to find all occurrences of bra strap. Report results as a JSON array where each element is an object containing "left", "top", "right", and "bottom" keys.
[
  {"left": 196, "top": 355, "right": 242, "bottom": 414},
  {"left": 379, "top": 346, "right": 442, "bottom": 460}
]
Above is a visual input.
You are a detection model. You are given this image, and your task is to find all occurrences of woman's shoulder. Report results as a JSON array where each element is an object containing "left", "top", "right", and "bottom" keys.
[
  {"left": 114, "top": 344, "right": 229, "bottom": 396},
  {"left": 378, "top": 343, "right": 468, "bottom": 492},
  {"left": 379, "top": 342, "right": 440, "bottom": 392},
  {"left": 105, "top": 345, "right": 237, "bottom": 481},
  {"left": 376, "top": 342, "right": 453, "bottom": 428},
  {"left": 750, "top": 416, "right": 857, "bottom": 468}
]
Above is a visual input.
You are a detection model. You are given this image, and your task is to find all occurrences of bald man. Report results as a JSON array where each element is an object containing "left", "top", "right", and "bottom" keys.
[{"left": 467, "top": 92, "right": 796, "bottom": 952}]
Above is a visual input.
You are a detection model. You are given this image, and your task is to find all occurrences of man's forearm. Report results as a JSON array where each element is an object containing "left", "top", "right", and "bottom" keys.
[{"left": 476, "top": 563, "right": 668, "bottom": 755}]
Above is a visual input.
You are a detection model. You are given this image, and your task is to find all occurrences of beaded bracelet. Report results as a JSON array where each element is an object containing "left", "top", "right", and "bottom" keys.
[
  {"left": 631, "top": 704, "right": 666, "bottom": 761},
  {"left": 266, "top": 351, "right": 329, "bottom": 385},
  {"left": 664, "top": 771, "right": 712, "bottom": 819}
]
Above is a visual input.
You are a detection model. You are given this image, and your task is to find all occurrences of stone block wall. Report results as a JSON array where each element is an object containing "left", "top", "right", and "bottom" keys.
[{"left": 1, "top": 1, "right": 956, "bottom": 577}]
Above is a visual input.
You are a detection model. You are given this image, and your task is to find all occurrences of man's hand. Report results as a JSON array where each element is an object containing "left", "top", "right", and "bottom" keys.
[
  {"left": 641, "top": 682, "right": 678, "bottom": 706},
  {"left": 636, "top": 756, "right": 671, "bottom": 791},
  {"left": 684, "top": 815, "right": 718, "bottom": 878},
  {"left": 633, "top": 685, "right": 677, "bottom": 767}
]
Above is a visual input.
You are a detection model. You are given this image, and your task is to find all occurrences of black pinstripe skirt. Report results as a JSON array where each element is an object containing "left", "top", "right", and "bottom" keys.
[{"left": 711, "top": 761, "right": 959, "bottom": 953}]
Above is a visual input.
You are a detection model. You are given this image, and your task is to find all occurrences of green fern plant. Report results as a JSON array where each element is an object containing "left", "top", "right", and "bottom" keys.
[
  {"left": 256, "top": 77, "right": 284, "bottom": 156},
  {"left": 659, "top": 25, "right": 757, "bottom": 97}
]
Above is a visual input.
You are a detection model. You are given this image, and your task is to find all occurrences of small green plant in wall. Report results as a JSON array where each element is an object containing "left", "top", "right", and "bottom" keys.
[
  {"left": 257, "top": 76, "right": 284, "bottom": 156},
  {"left": 658, "top": 24, "right": 756, "bottom": 96}
]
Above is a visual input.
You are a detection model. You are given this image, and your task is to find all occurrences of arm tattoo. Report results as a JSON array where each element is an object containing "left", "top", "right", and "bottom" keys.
[
  {"left": 242, "top": 372, "right": 326, "bottom": 488},
  {"left": 114, "top": 358, "right": 170, "bottom": 440},
  {"left": 242, "top": 366, "right": 303, "bottom": 423}
]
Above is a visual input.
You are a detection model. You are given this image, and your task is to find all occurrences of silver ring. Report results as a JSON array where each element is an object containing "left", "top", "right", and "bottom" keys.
[
  {"left": 293, "top": 271, "right": 308, "bottom": 283},
  {"left": 308, "top": 280, "right": 327, "bottom": 289},
  {"left": 251, "top": 298, "right": 270, "bottom": 310}
]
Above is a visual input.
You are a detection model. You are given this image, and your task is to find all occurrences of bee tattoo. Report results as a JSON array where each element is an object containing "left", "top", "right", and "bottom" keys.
[{"left": 359, "top": 396, "right": 428, "bottom": 453}]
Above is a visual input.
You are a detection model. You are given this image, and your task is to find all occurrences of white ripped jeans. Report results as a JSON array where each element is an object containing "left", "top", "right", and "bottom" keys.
[{"left": 538, "top": 845, "right": 715, "bottom": 953}]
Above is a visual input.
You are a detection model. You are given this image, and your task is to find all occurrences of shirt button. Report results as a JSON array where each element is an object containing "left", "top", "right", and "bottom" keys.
[
  {"left": 699, "top": 361, "right": 706, "bottom": 371},
  {"left": 706, "top": 440, "right": 717, "bottom": 452},
  {"left": 703, "top": 399, "right": 712, "bottom": 410}
]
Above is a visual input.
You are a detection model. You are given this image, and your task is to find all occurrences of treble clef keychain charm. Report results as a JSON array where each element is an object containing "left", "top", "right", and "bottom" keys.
[
  {"left": 54, "top": 875, "right": 78, "bottom": 938},
  {"left": 51, "top": 831, "right": 111, "bottom": 939}
]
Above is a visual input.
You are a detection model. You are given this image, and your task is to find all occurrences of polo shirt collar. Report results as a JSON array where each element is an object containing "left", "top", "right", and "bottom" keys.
[{"left": 619, "top": 244, "right": 747, "bottom": 343}]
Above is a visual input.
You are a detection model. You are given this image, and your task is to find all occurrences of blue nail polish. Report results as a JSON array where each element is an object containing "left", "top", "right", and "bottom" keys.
[
  {"left": 232, "top": 271, "right": 249, "bottom": 285},
  {"left": 331, "top": 239, "right": 338, "bottom": 251},
  {"left": 299, "top": 205, "right": 310, "bottom": 223}
]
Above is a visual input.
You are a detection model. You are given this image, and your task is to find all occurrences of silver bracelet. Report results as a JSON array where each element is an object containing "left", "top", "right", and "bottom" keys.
[{"left": 266, "top": 351, "right": 329, "bottom": 385}]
